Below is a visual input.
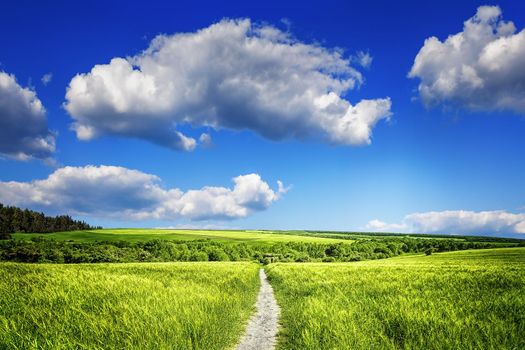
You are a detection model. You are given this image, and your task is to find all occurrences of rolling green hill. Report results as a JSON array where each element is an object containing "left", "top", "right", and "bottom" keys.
[{"left": 12, "top": 228, "right": 354, "bottom": 245}]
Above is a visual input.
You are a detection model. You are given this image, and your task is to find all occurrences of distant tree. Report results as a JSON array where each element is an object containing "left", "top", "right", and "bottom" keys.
[
  {"left": 207, "top": 248, "right": 229, "bottom": 261},
  {"left": 11, "top": 210, "right": 23, "bottom": 232},
  {"left": 0, "top": 203, "right": 101, "bottom": 234},
  {"left": 425, "top": 248, "right": 436, "bottom": 256}
]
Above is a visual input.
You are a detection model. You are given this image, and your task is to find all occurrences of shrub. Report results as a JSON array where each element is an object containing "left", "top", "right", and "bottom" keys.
[
  {"left": 207, "top": 248, "right": 229, "bottom": 261},
  {"left": 189, "top": 251, "right": 208, "bottom": 261},
  {"left": 425, "top": 248, "right": 436, "bottom": 256}
]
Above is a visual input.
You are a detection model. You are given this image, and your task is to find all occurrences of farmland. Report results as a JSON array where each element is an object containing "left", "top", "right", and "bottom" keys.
[
  {"left": 11, "top": 228, "right": 353, "bottom": 245},
  {"left": 0, "top": 243, "right": 524, "bottom": 349},
  {"left": 266, "top": 248, "right": 525, "bottom": 350},
  {"left": 1, "top": 227, "right": 524, "bottom": 349},
  {"left": 12, "top": 228, "right": 524, "bottom": 245},
  {"left": 0, "top": 262, "right": 260, "bottom": 349}
]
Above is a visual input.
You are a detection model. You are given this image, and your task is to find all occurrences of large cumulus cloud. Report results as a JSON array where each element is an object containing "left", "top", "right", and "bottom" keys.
[
  {"left": 409, "top": 6, "right": 525, "bottom": 113},
  {"left": 366, "top": 210, "right": 525, "bottom": 235},
  {"left": 0, "top": 71, "right": 55, "bottom": 160},
  {"left": 64, "top": 19, "right": 391, "bottom": 150},
  {"left": 0, "top": 165, "right": 286, "bottom": 220}
]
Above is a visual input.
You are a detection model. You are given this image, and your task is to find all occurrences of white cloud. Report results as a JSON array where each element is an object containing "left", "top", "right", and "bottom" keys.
[
  {"left": 366, "top": 210, "right": 525, "bottom": 235},
  {"left": 365, "top": 219, "right": 408, "bottom": 232},
  {"left": 0, "top": 71, "right": 55, "bottom": 160},
  {"left": 0, "top": 165, "right": 286, "bottom": 221},
  {"left": 409, "top": 6, "right": 525, "bottom": 113},
  {"left": 41, "top": 73, "right": 53, "bottom": 86},
  {"left": 198, "top": 133, "right": 212, "bottom": 148},
  {"left": 64, "top": 19, "right": 391, "bottom": 150},
  {"left": 355, "top": 51, "right": 373, "bottom": 68}
]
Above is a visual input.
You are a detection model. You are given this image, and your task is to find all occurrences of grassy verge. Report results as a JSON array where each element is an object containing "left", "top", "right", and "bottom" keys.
[
  {"left": 266, "top": 248, "right": 525, "bottom": 350},
  {"left": 0, "top": 262, "right": 260, "bottom": 349}
]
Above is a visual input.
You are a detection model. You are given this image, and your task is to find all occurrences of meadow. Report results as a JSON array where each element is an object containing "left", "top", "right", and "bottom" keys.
[
  {"left": 0, "top": 262, "right": 260, "bottom": 350},
  {"left": 266, "top": 248, "right": 525, "bottom": 350},
  {"left": 2, "top": 228, "right": 524, "bottom": 349}
]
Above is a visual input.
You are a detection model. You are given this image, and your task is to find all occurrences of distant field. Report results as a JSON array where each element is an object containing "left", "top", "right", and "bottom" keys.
[
  {"left": 12, "top": 228, "right": 353, "bottom": 244},
  {"left": 0, "top": 262, "right": 260, "bottom": 349},
  {"left": 267, "top": 248, "right": 525, "bottom": 350},
  {"left": 272, "top": 230, "right": 525, "bottom": 244}
]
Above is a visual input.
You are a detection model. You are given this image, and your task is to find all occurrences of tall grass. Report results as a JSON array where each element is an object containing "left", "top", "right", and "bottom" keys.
[
  {"left": 0, "top": 262, "right": 260, "bottom": 349},
  {"left": 266, "top": 248, "right": 525, "bottom": 350}
]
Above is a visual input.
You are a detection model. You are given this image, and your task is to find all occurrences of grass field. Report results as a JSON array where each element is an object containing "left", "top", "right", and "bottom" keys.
[
  {"left": 266, "top": 248, "right": 525, "bottom": 350},
  {"left": 2, "top": 243, "right": 523, "bottom": 349},
  {"left": 0, "top": 262, "right": 260, "bottom": 349},
  {"left": 12, "top": 228, "right": 353, "bottom": 245}
]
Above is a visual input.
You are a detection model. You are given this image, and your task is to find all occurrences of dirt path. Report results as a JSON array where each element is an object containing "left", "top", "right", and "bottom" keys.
[{"left": 236, "top": 268, "right": 280, "bottom": 350}]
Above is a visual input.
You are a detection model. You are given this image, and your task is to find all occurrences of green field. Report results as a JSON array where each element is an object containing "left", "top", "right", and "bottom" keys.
[
  {"left": 0, "top": 262, "right": 260, "bottom": 349},
  {"left": 12, "top": 228, "right": 353, "bottom": 245},
  {"left": 266, "top": 248, "right": 525, "bottom": 350},
  {"left": 2, "top": 242, "right": 524, "bottom": 349}
]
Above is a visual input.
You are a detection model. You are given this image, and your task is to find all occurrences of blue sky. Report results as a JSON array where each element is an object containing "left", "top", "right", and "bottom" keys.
[{"left": 1, "top": 0, "right": 524, "bottom": 237}]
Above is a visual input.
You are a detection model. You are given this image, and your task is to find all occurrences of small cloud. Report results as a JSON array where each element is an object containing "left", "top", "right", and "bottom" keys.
[
  {"left": 41, "top": 73, "right": 53, "bottom": 86},
  {"left": 366, "top": 209, "right": 525, "bottom": 235},
  {"left": 277, "top": 180, "right": 292, "bottom": 197},
  {"left": 355, "top": 51, "right": 373, "bottom": 68},
  {"left": 199, "top": 133, "right": 213, "bottom": 148},
  {"left": 42, "top": 156, "right": 60, "bottom": 168},
  {"left": 280, "top": 18, "right": 292, "bottom": 31}
]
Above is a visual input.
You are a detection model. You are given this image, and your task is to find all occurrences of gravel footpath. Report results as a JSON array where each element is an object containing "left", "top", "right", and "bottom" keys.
[{"left": 236, "top": 268, "right": 280, "bottom": 350}]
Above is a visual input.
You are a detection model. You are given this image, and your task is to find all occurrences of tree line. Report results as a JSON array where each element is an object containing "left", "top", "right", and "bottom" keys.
[
  {"left": 0, "top": 237, "right": 517, "bottom": 264},
  {"left": 0, "top": 203, "right": 101, "bottom": 238}
]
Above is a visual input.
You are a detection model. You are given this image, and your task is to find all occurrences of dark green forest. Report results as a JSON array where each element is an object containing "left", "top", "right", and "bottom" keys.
[{"left": 0, "top": 203, "right": 101, "bottom": 238}]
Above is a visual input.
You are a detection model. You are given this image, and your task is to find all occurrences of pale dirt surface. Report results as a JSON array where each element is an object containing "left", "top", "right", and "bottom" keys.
[{"left": 236, "top": 268, "right": 280, "bottom": 350}]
